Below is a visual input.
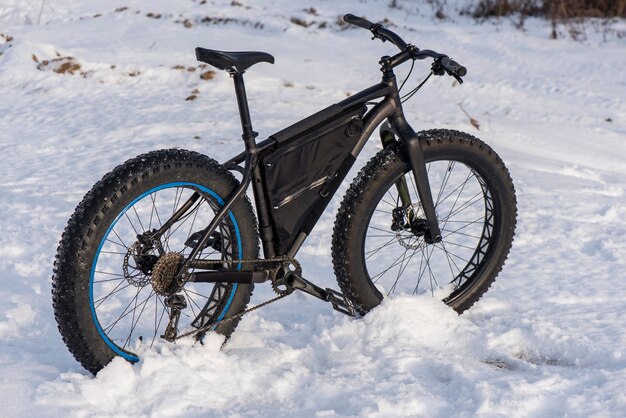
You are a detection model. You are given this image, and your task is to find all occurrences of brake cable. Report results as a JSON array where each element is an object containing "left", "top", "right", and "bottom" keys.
[
  {"left": 401, "top": 71, "right": 433, "bottom": 103},
  {"left": 397, "top": 58, "right": 415, "bottom": 94}
]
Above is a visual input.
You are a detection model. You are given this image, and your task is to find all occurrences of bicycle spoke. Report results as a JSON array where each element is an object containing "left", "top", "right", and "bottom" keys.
[
  {"left": 438, "top": 240, "right": 462, "bottom": 281},
  {"left": 388, "top": 242, "right": 420, "bottom": 295},
  {"left": 441, "top": 217, "right": 483, "bottom": 236},
  {"left": 105, "top": 237, "right": 127, "bottom": 249},
  {"left": 94, "top": 280, "right": 133, "bottom": 309},
  {"left": 182, "top": 288, "right": 202, "bottom": 318},
  {"left": 371, "top": 248, "right": 410, "bottom": 283},
  {"left": 150, "top": 193, "right": 163, "bottom": 229},
  {"left": 435, "top": 161, "right": 455, "bottom": 206},
  {"left": 132, "top": 206, "right": 146, "bottom": 232},
  {"left": 111, "top": 229, "right": 129, "bottom": 250},
  {"left": 438, "top": 240, "right": 477, "bottom": 251},
  {"left": 124, "top": 212, "right": 140, "bottom": 237},
  {"left": 367, "top": 225, "right": 397, "bottom": 235},
  {"left": 436, "top": 170, "right": 474, "bottom": 209},
  {"left": 424, "top": 245, "right": 438, "bottom": 295},
  {"left": 365, "top": 236, "right": 398, "bottom": 260},
  {"left": 123, "top": 289, "right": 155, "bottom": 348},
  {"left": 442, "top": 229, "right": 482, "bottom": 240},
  {"left": 94, "top": 276, "right": 127, "bottom": 284},
  {"left": 183, "top": 288, "right": 211, "bottom": 300},
  {"left": 95, "top": 270, "right": 125, "bottom": 277},
  {"left": 440, "top": 190, "right": 484, "bottom": 224},
  {"left": 99, "top": 250, "right": 127, "bottom": 256},
  {"left": 102, "top": 288, "right": 158, "bottom": 334},
  {"left": 163, "top": 201, "right": 203, "bottom": 249},
  {"left": 151, "top": 298, "right": 168, "bottom": 348}
]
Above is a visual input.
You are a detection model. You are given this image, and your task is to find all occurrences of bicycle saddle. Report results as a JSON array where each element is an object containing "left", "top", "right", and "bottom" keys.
[{"left": 195, "top": 48, "right": 274, "bottom": 73}]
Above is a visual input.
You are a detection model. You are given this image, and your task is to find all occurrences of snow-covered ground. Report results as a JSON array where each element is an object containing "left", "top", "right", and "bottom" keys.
[{"left": 1, "top": 0, "right": 625, "bottom": 416}]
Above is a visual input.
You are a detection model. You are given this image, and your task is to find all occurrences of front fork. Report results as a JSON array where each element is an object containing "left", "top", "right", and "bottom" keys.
[{"left": 380, "top": 121, "right": 442, "bottom": 243}]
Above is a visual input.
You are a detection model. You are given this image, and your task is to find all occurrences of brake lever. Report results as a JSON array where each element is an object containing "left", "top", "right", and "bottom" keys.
[
  {"left": 449, "top": 72, "right": 463, "bottom": 84},
  {"left": 370, "top": 23, "right": 385, "bottom": 42},
  {"left": 431, "top": 60, "right": 464, "bottom": 84}
]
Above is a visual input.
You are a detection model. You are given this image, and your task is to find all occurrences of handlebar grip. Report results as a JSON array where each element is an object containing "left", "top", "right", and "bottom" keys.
[
  {"left": 440, "top": 56, "right": 467, "bottom": 77},
  {"left": 343, "top": 14, "right": 375, "bottom": 30}
]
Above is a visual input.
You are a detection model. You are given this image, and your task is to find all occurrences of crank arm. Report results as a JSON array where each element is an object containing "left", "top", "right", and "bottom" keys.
[{"left": 287, "top": 273, "right": 356, "bottom": 317}]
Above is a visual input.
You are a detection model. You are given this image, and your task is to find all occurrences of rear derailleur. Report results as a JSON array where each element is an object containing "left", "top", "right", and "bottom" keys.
[{"left": 161, "top": 295, "right": 186, "bottom": 342}]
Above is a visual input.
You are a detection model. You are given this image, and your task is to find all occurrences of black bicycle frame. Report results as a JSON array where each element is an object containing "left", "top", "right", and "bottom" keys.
[{"left": 166, "top": 53, "right": 442, "bottom": 284}]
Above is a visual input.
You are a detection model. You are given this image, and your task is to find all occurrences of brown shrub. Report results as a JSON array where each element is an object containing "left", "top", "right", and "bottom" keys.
[
  {"left": 200, "top": 70, "right": 216, "bottom": 80},
  {"left": 467, "top": 0, "right": 625, "bottom": 38},
  {"left": 37, "top": 56, "right": 82, "bottom": 75},
  {"left": 469, "top": 0, "right": 626, "bottom": 19}
]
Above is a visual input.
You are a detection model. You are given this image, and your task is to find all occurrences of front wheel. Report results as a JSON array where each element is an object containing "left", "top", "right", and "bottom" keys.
[
  {"left": 332, "top": 129, "right": 516, "bottom": 315},
  {"left": 52, "top": 149, "right": 259, "bottom": 374}
]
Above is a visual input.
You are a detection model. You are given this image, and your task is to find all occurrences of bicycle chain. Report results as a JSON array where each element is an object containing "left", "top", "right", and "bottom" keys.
[{"left": 171, "top": 256, "right": 300, "bottom": 341}]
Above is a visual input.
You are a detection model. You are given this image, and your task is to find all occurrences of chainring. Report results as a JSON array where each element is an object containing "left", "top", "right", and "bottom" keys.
[{"left": 271, "top": 259, "right": 302, "bottom": 296}]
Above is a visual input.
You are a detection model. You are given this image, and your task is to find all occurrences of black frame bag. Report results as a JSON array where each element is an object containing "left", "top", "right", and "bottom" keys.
[{"left": 262, "top": 105, "right": 366, "bottom": 254}]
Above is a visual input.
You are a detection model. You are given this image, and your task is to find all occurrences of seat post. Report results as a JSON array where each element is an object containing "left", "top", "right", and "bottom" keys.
[{"left": 231, "top": 72, "right": 257, "bottom": 152}]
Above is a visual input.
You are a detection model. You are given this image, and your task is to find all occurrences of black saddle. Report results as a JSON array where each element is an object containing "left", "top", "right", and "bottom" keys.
[{"left": 195, "top": 48, "right": 274, "bottom": 73}]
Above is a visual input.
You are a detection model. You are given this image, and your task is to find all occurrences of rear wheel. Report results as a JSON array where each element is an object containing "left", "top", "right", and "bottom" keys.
[
  {"left": 332, "top": 129, "right": 516, "bottom": 314},
  {"left": 52, "top": 149, "right": 258, "bottom": 374}
]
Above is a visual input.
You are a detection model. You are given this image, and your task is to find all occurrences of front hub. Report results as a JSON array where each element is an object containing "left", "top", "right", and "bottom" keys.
[{"left": 391, "top": 204, "right": 439, "bottom": 248}]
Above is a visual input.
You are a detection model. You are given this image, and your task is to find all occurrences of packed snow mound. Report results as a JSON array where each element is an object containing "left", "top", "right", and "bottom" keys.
[
  {"left": 36, "top": 297, "right": 488, "bottom": 417},
  {"left": 34, "top": 295, "right": 624, "bottom": 417}
]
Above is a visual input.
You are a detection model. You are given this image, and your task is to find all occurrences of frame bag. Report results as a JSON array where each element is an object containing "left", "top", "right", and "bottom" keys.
[{"left": 262, "top": 104, "right": 366, "bottom": 255}]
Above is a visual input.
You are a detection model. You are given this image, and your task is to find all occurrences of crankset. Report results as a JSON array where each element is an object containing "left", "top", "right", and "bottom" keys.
[{"left": 272, "top": 263, "right": 356, "bottom": 317}]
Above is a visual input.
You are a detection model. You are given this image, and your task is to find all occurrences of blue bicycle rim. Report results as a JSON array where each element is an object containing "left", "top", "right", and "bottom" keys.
[{"left": 89, "top": 182, "right": 242, "bottom": 362}]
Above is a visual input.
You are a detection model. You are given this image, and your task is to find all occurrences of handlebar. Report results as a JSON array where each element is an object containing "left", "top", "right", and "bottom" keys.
[
  {"left": 343, "top": 13, "right": 373, "bottom": 30},
  {"left": 440, "top": 56, "right": 467, "bottom": 77},
  {"left": 342, "top": 13, "right": 466, "bottom": 81},
  {"left": 343, "top": 13, "right": 408, "bottom": 50}
]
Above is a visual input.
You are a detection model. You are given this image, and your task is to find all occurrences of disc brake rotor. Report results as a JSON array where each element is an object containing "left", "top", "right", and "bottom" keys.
[{"left": 123, "top": 242, "right": 153, "bottom": 287}]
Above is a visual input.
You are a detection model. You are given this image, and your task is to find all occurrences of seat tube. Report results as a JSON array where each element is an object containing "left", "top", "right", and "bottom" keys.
[
  {"left": 230, "top": 71, "right": 276, "bottom": 258},
  {"left": 231, "top": 72, "right": 258, "bottom": 152}
]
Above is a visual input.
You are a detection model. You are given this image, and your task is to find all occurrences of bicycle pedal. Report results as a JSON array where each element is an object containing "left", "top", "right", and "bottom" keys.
[{"left": 324, "top": 288, "right": 357, "bottom": 317}]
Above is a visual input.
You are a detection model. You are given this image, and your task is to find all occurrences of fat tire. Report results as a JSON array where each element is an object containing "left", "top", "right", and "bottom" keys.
[
  {"left": 332, "top": 129, "right": 516, "bottom": 315},
  {"left": 52, "top": 149, "right": 259, "bottom": 374}
]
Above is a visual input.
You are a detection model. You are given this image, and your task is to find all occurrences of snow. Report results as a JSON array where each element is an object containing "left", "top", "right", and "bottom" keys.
[{"left": 1, "top": 0, "right": 625, "bottom": 416}]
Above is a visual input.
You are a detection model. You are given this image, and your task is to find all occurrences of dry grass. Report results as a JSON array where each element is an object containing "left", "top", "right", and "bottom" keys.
[
  {"left": 467, "top": 0, "right": 625, "bottom": 38},
  {"left": 469, "top": 0, "right": 626, "bottom": 19},
  {"left": 200, "top": 70, "right": 216, "bottom": 80},
  {"left": 35, "top": 55, "right": 83, "bottom": 75}
]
